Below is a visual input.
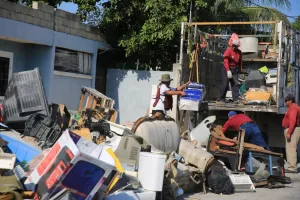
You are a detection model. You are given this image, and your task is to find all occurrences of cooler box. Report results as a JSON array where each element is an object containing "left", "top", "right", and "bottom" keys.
[{"left": 179, "top": 83, "right": 205, "bottom": 111}]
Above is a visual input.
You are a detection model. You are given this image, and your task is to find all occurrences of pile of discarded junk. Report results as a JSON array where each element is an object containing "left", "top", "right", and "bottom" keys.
[{"left": 0, "top": 69, "right": 292, "bottom": 200}]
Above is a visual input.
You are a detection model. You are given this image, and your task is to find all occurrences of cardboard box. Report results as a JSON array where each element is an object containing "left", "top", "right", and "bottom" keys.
[{"left": 24, "top": 130, "right": 119, "bottom": 200}]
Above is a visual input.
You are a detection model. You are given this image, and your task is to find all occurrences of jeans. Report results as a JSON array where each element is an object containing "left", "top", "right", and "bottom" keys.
[
  {"left": 219, "top": 67, "right": 240, "bottom": 101},
  {"left": 240, "top": 122, "right": 270, "bottom": 150}
]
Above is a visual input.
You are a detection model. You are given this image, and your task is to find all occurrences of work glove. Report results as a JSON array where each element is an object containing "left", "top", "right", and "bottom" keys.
[{"left": 227, "top": 71, "right": 232, "bottom": 79}]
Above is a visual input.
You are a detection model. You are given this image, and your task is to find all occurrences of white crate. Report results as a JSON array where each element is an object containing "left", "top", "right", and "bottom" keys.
[
  {"left": 229, "top": 173, "right": 256, "bottom": 192},
  {"left": 0, "top": 153, "right": 16, "bottom": 170}
]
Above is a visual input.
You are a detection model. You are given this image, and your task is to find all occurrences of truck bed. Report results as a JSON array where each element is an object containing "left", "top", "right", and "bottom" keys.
[{"left": 207, "top": 102, "right": 278, "bottom": 112}]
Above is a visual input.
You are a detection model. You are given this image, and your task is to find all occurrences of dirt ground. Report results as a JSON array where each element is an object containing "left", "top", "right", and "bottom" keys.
[{"left": 179, "top": 173, "right": 300, "bottom": 200}]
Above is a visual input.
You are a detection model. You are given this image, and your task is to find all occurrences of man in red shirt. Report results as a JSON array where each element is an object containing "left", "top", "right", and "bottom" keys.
[
  {"left": 222, "top": 111, "right": 269, "bottom": 150},
  {"left": 282, "top": 93, "right": 300, "bottom": 173},
  {"left": 217, "top": 34, "right": 242, "bottom": 104}
]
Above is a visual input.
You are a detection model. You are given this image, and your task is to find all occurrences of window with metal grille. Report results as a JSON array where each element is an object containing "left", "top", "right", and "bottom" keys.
[{"left": 54, "top": 48, "right": 91, "bottom": 75}]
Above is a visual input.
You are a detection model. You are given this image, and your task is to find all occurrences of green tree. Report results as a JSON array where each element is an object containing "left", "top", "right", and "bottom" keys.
[{"left": 292, "top": 16, "right": 300, "bottom": 30}]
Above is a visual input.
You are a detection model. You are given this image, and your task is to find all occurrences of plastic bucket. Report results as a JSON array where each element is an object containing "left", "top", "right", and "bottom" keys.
[{"left": 138, "top": 152, "right": 166, "bottom": 191}]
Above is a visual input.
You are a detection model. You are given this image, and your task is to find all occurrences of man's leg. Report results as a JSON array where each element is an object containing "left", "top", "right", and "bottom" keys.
[
  {"left": 231, "top": 67, "right": 240, "bottom": 101},
  {"left": 284, "top": 128, "right": 300, "bottom": 172},
  {"left": 250, "top": 124, "right": 270, "bottom": 150},
  {"left": 218, "top": 67, "right": 229, "bottom": 101}
]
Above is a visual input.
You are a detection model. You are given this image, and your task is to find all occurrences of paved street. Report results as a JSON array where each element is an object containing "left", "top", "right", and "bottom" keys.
[{"left": 179, "top": 173, "right": 300, "bottom": 200}]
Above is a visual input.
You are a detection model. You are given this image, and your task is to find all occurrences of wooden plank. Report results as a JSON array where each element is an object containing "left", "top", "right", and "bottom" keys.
[
  {"left": 243, "top": 58, "right": 277, "bottom": 62},
  {"left": 108, "top": 109, "right": 118, "bottom": 123},
  {"left": 86, "top": 94, "right": 93, "bottom": 109},
  {"left": 77, "top": 92, "right": 85, "bottom": 113},
  {"left": 92, "top": 98, "right": 97, "bottom": 109},
  {"left": 237, "top": 129, "right": 245, "bottom": 171}
]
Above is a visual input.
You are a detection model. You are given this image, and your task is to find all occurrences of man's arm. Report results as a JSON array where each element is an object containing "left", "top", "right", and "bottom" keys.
[
  {"left": 287, "top": 108, "right": 298, "bottom": 136},
  {"left": 223, "top": 49, "right": 230, "bottom": 71},
  {"left": 165, "top": 90, "right": 185, "bottom": 96},
  {"left": 176, "top": 81, "right": 191, "bottom": 91},
  {"left": 222, "top": 120, "right": 231, "bottom": 133}
]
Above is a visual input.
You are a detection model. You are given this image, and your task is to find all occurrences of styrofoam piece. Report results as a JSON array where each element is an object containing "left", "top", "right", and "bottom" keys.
[
  {"left": 0, "top": 153, "right": 16, "bottom": 170},
  {"left": 229, "top": 173, "right": 256, "bottom": 192},
  {"left": 266, "top": 73, "right": 277, "bottom": 84},
  {"left": 189, "top": 116, "right": 216, "bottom": 148},
  {"left": 138, "top": 152, "right": 166, "bottom": 191}
]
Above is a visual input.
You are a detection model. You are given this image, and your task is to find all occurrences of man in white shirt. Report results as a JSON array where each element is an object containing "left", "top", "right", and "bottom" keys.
[{"left": 152, "top": 74, "right": 190, "bottom": 116}]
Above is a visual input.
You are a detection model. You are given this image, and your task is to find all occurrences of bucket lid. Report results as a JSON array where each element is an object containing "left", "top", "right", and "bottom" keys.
[{"left": 140, "top": 152, "right": 166, "bottom": 159}]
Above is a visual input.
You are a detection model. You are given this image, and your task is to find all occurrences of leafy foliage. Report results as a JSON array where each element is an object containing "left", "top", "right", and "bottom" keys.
[
  {"left": 11, "top": 0, "right": 292, "bottom": 70},
  {"left": 292, "top": 16, "right": 300, "bottom": 31}
]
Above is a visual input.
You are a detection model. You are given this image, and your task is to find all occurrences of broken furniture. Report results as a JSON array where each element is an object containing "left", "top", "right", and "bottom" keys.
[
  {"left": 78, "top": 86, "right": 118, "bottom": 123},
  {"left": 207, "top": 125, "right": 284, "bottom": 174}
]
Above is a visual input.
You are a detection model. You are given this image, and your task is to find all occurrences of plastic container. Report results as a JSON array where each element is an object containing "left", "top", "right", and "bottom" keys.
[
  {"left": 0, "top": 133, "right": 41, "bottom": 163},
  {"left": 138, "top": 152, "right": 166, "bottom": 191},
  {"left": 135, "top": 120, "right": 180, "bottom": 153},
  {"left": 0, "top": 152, "right": 16, "bottom": 170}
]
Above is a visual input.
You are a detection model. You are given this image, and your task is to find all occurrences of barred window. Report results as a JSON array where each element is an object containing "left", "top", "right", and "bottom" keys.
[{"left": 54, "top": 48, "right": 91, "bottom": 75}]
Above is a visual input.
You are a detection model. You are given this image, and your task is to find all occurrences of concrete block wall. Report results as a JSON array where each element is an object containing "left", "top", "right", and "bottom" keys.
[{"left": 0, "top": 1, "right": 104, "bottom": 42}]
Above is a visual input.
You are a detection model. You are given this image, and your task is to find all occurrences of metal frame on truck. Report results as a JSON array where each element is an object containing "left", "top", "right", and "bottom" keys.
[
  {"left": 177, "top": 20, "right": 300, "bottom": 148},
  {"left": 178, "top": 20, "right": 300, "bottom": 114}
]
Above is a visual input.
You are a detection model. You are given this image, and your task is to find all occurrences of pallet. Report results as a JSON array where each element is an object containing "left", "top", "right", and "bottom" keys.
[
  {"left": 78, "top": 87, "right": 115, "bottom": 113},
  {"left": 107, "top": 109, "right": 118, "bottom": 123}
]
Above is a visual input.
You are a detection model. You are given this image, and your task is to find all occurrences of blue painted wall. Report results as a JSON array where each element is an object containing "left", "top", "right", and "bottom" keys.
[
  {"left": 25, "top": 44, "right": 55, "bottom": 99},
  {"left": 51, "top": 75, "right": 91, "bottom": 110},
  {"left": 0, "top": 16, "right": 109, "bottom": 110},
  {"left": 0, "top": 39, "right": 27, "bottom": 73},
  {"left": 0, "top": 18, "right": 54, "bottom": 46},
  {"left": 106, "top": 69, "right": 171, "bottom": 124}
]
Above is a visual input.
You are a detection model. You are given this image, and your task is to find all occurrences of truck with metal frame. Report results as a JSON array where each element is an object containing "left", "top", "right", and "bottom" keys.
[{"left": 177, "top": 20, "right": 300, "bottom": 150}]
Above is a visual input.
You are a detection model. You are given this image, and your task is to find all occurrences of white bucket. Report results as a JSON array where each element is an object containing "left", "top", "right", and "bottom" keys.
[{"left": 138, "top": 152, "right": 166, "bottom": 191}]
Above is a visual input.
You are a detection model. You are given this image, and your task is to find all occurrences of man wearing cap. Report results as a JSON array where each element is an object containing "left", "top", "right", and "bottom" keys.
[
  {"left": 152, "top": 74, "right": 190, "bottom": 116},
  {"left": 222, "top": 111, "right": 269, "bottom": 150},
  {"left": 282, "top": 93, "right": 300, "bottom": 173},
  {"left": 217, "top": 34, "right": 242, "bottom": 104}
]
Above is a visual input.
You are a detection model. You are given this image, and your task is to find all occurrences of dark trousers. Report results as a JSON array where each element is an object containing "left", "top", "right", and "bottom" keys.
[
  {"left": 219, "top": 67, "right": 240, "bottom": 101},
  {"left": 240, "top": 122, "right": 270, "bottom": 150}
]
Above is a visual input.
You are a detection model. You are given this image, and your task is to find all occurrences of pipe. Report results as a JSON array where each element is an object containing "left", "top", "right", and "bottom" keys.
[{"left": 179, "top": 22, "right": 185, "bottom": 65}]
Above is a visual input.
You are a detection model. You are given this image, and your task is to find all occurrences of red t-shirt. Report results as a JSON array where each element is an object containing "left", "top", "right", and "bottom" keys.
[
  {"left": 224, "top": 48, "right": 242, "bottom": 71},
  {"left": 222, "top": 114, "right": 252, "bottom": 133},
  {"left": 282, "top": 103, "right": 300, "bottom": 135}
]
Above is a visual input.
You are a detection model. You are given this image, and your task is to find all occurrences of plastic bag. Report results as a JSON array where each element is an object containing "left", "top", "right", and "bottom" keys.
[
  {"left": 205, "top": 160, "right": 235, "bottom": 194},
  {"left": 228, "top": 33, "right": 240, "bottom": 47}
]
